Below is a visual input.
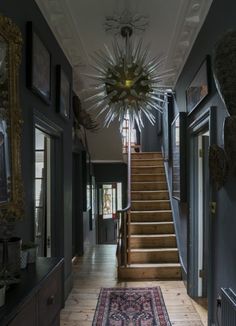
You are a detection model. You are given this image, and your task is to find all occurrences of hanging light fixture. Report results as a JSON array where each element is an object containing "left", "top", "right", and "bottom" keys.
[{"left": 83, "top": 12, "right": 173, "bottom": 130}]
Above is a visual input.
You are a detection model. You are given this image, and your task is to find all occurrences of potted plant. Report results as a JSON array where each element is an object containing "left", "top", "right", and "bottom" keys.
[{"left": 21, "top": 242, "right": 38, "bottom": 264}]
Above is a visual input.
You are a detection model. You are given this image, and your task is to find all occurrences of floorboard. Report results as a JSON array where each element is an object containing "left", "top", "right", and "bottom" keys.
[{"left": 60, "top": 245, "right": 207, "bottom": 326}]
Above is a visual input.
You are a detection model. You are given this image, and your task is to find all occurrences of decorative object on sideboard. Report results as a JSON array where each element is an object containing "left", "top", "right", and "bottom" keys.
[
  {"left": 0, "top": 15, "right": 24, "bottom": 220},
  {"left": 20, "top": 248, "right": 28, "bottom": 269},
  {"left": 22, "top": 242, "right": 38, "bottom": 264},
  {"left": 26, "top": 21, "right": 51, "bottom": 104},
  {"left": 223, "top": 116, "right": 236, "bottom": 175},
  {"left": 209, "top": 144, "right": 228, "bottom": 190},
  {"left": 213, "top": 30, "right": 236, "bottom": 116},
  {"left": 186, "top": 56, "right": 210, "bottom": 114}
]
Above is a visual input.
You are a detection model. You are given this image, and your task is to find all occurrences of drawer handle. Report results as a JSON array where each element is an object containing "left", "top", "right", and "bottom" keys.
[{"left": 47, "top": 295, "right": 55, "bottom": 305}]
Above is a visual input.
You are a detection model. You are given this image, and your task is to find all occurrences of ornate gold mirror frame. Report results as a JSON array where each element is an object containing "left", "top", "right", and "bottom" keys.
[{"left": 0, "top": 15, "right": 24, "bottom": 220}]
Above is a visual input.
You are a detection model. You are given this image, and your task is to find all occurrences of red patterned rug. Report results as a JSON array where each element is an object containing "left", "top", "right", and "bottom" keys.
[{"left": 92, "top": 287, "right": 171, "bottom": 326}]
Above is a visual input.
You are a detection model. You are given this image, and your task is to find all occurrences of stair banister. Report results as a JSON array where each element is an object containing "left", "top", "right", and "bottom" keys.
[{"left": 117, "top": 118, "right": 131, "bottom": 268}]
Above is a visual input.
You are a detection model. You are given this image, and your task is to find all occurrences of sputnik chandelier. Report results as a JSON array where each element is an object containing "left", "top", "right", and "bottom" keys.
[{"left": 84, "top": 11, "right": 173, "bottom": 130}]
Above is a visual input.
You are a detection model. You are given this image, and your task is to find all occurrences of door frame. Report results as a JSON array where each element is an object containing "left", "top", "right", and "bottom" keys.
[
  {"left": 187, "top": 107, "right": 216, "bottom": 302},
  {"left": 33, "top": 110, "right": 63, "bottom": 258}
]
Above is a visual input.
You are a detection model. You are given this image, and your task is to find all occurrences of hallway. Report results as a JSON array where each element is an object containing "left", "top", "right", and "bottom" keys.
[{"left": 60, "top": 245, "right": 207, "bottom": 326}]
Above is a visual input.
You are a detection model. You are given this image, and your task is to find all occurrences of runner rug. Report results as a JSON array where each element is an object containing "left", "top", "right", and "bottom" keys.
[{"left": 92, "top": 287, "right": 171, "bottom": 326}]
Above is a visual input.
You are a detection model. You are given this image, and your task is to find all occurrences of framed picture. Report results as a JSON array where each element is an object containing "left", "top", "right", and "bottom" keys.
[
  {"left": 56, "top": 65, "right": 71, "bottom": 119},
  {"left": 171, "top": 112, "right": 187, "bottom": 201},
  {"left": 26, "top": 22, "right": 51, "bottom": 103},
  {"left": 186, "top": 56, "right": 210, "bottom": 114},
  {"left": 162, "top": 95, "right": 173, "bottom": 161}
]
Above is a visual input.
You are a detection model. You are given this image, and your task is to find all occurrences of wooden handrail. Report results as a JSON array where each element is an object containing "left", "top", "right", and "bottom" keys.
[
  {"left": 118, "top": 118, "right": 131, "bottom": 213},
  {"left": 117, "top": 118, "right": 132, "bottom": 269}
]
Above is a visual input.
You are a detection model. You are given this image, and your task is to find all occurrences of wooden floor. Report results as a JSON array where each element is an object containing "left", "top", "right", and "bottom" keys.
[{"left": 60, "top": 245, "right": 207, "bottom": 326}]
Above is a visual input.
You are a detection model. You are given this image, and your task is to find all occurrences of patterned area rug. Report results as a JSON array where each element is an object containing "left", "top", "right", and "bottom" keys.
[{"left": 92, "top": 287, "right": 171, "bottom": 326}]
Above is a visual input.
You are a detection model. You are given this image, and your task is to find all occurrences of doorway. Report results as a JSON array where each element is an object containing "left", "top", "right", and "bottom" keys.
[
  {"left": 34, "top": 128, "right": 52, "bottom": 257},
  {"left": 97, "top": 182, "right": 122, "bottom": 244},
  {"left": 188, "top": 108, "right": 215, "bottom": 303}
]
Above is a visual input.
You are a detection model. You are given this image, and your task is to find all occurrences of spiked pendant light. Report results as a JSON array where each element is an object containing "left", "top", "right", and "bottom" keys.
[{"left": 84, "top": 24, "right": 173, "bottom": 130}]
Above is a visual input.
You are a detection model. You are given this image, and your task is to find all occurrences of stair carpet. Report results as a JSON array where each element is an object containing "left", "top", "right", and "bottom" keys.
[{"left": 119, "top": 152, "right": 181, "bottom": 280}]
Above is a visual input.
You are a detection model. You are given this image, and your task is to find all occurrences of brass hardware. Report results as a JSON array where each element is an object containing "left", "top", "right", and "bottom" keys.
[
  {"left": 0, "top": 15, "right": 24, "bottom": 220},
  {"left": 199, "top": 269, "right": 205, "bottom": 278},
  {"left": 210, "top": 202, "right": 216, "bottom": 214}
]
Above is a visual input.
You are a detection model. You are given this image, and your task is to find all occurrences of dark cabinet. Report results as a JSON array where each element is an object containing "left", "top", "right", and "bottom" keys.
[
  {"left": 8, "top": 297, "right": 36, "bottom": 326},
  {"left": 0, "top": 257, "right": 64, "bottom": 326}
]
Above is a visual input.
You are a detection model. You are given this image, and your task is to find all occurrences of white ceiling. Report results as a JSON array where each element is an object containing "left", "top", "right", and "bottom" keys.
[{"left": 35, "top": 0, "right": 213, "bottom": 161}]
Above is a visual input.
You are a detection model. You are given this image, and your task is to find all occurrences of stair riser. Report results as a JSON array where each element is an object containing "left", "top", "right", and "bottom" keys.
[
  {"left": 131, "top": 153, "right": 162, "bottom": 159},
  {"left": 118, "top": 266, "right": 181, "bottom": 280},
  {"left": 131, "top": 201, "right": 170, "bottom": 211},
  {"left": 132, "top": 160, "right": 164, "bottom": 167},
  {"left": 130, "top": 251, "right": 179, "bottom": 264},
  {"left": 131, "top": 183, "right": 167, "bottom": 191},
  {"left": 130, "top": 212, "right": 172, "bottom": 222},
  {"left": 130, "top": 224, "right": 174, "bottom": 235},
  {"left": 131, "top": 167, "right": 165, "bottom": 174},
  {"left": 132, "top": 174, "right": 166, "bottom": 182},
  {"left": 131, "top": 192, "right": 169, "bottom": 200},
  {"left": 130, "top": 237, "right": 177, "bottom": 249}
]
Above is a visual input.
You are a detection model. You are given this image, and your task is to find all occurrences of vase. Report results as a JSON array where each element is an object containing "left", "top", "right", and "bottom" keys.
[
  {"left": 20, "top": 250, "right": 28, "bottom": 269},
  {"left": 213, "top": 30, "right": 236, "bottom": 116},
  {"left": 27, "top": 247, "right": 37, "bottom": 264}
]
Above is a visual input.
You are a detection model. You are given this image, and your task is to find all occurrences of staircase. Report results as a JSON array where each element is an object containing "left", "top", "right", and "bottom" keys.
[{"left": 118, "top": 152, "right": 181, "bottom": 280}]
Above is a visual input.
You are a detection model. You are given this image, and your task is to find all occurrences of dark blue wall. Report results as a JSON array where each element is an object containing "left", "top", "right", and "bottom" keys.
[
  {"left": 93, "top": 163, "right": 127, "bottom": 208},
  {"left": 0, "top": 0, "right": 73, "bottom": 296},
  {"left": 174, "top": 0, "right": 236, "bottom": 323}
]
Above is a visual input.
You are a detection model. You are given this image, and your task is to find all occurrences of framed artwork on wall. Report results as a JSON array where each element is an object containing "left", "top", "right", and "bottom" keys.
[
  {"left": 56, "top": 65, "right": 71, "bottom": 119},
  {"left": 186, "top": 56, "right": 210, "bottom": 114},
  {"left": 26, "top": 22, "right": 51, "bottom": 103},
  {"left": 171, "top": 112, "right": 187, "bottom": 201}
]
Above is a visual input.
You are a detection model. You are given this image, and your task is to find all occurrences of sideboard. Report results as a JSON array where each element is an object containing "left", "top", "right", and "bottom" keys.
[{"left": 0, "top": 257, "right": 64, "bottom": 326}]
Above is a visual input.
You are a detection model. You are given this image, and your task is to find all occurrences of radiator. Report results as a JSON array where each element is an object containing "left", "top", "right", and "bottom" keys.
[{"left": 221, "top": 288, "right": 236, "bottom": 326}]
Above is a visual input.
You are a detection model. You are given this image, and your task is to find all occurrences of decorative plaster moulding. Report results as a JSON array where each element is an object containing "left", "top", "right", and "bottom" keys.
[
  {"left": 35, "top": 0, "right": 89, "bottom": 91},
  {"left": 35, "top": 0, "right": 213, "bottom": 89}
]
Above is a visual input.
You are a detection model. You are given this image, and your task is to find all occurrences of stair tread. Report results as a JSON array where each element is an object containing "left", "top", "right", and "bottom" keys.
[
  {"left": 130, "top": 234, "right": 176, "bottom": 238},
  {"left": 128, "top": 263, "right": 181, "bottom": 268},
  {"left": 132, "top": 181, "right": 166, "bottom": 184},
  {"left": 132, "top": 199, "right": 170, "bottom": 203},
  {"left": 131, "top": 190, "right": 168, "bottom": 193},
  {"left": 130, "top": 221, "right": 173, "bottom": 225},
  {"left": 131, "top": 210, "right": 172, "bottom": 213},
  {"left": 132, "top": 158, "right": 163, "bottom": 161},
  {"left": 132, "top": 166, "right": 164, "bottom": 168},
  {"left": 130, "top": 248, "right": 178, "bottom": 252},
  {"left": 132, "top": 173, "right": 165, "bottom": 176}
]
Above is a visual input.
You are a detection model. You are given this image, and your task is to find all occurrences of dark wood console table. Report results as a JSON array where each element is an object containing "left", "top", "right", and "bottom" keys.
[{"left": 0, "top": 257, "right": 64, "bottom": 326}]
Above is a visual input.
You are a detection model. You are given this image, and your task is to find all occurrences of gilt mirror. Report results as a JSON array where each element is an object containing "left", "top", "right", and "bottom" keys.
[{"left": 0, "top": 15, "right": 24, "bottom": 219}]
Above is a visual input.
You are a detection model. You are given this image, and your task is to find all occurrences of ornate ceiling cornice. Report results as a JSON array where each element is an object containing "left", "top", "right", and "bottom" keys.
[
  {"left": 165, "top": 0, "right": 213, "bottom": 87},
  {"left": 35, "top": 0, "right": 213, "bottom": 90}
]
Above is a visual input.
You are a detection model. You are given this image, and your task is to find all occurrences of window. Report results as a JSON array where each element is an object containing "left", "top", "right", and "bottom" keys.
[{"left": 99, "top": 183, "right": 122, "bottom": 219}]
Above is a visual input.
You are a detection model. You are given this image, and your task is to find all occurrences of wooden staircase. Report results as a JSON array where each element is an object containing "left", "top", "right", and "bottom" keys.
[{"left": 118, "top": 152, "right": 182, "bottom": 280}]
